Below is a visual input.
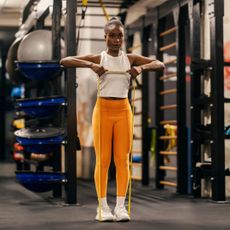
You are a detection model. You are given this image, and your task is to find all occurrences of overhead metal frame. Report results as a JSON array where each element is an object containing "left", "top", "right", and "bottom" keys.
[{"left": 76, "top": 0, "right": 140, "bottom": 9}]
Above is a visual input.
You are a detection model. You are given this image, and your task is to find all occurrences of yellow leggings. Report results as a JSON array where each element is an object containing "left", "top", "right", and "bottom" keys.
[{"left": 92, "top": 98, "right": 132, "bottom": 198}]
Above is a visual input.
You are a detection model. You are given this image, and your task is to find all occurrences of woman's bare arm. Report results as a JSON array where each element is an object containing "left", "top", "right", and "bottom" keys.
[
  {"left": 60, "top": 54, "right": 106, "bottom": 76},
  {"left": 127, "top": 54, "right": 165, "bottom": 78}
]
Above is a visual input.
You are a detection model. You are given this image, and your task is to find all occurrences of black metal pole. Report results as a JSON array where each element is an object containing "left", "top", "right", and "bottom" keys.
[
  {"left": 176, "top": 4, "right": 188, "bottom": 194},
  {"left": 155, "top": 16, "right": 165, "bottom": 189},
  {"left": 0, "top": 50, "right": 6, "bottom": 160},
  {"left": 189, "top": 0, "right": 202, "bottom": 198},
  {"left": 210, "top": 0, "right": 225, "bottom": 201},
  {"left": 142, "top": 22, "right": 150, "bottom": 186},
  {"left": 52, "top": 0, "right": 62, "bottom": 198},
  {"left": 65, "top": 0, "right": 77, "bottom": 204}
]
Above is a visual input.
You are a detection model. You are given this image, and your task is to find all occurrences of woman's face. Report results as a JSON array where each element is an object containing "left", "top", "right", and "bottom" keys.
[{"left": 105, "top": 24, "right": 124, "bottom": 51}]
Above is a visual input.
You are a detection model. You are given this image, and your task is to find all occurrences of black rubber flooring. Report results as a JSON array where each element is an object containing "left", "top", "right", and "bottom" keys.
[{"left": 1, "top": 163, "right": 230, "bottom": 230}]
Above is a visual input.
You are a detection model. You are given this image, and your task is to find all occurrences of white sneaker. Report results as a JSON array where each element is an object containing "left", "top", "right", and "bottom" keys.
[
  {"left": 114, "top": 205, "right": 130, "bottom": 222},
  {"left": 95, "top": 206, "right": 114, "bottom": 222}
]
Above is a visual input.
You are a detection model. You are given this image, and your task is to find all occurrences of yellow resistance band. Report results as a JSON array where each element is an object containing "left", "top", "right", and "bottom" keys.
[
  {"left": 128, "top": 79, "right": 136, "bottom": 217},
  {"left": 97, "top": 76, "right": 102, "bottom": 221},
  {"left": 99, "top": 0, "right": 110, "bottom": 21}
]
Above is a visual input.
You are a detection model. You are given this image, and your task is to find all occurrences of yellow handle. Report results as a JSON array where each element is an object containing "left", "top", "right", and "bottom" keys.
[{"left": 82, "top": 0, "right": 88, "bottom": 7}]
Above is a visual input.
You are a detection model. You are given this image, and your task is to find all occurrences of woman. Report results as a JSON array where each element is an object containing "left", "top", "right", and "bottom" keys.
[{"left": 60, "top": 17, "right": 165, "bottom": 222}]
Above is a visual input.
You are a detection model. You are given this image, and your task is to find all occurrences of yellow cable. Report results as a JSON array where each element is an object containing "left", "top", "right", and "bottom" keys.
[
  {"left": 97, "top": 76, "right": 102, "bottom": 221},
  {"left": 128, "top": 79, "right": 136, "bottom": 217},
  {"left": 99, "top": 0, "right": 110, "bottom": 21}
]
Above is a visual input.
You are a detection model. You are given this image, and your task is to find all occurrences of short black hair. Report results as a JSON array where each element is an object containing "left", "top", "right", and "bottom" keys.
[{"left": 104, "top": 17, "right": 124, "bottom": 34}]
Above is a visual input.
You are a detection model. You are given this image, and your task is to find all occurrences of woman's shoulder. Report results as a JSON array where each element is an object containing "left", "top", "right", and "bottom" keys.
[
  {"left": 126, "top": 53, "right": 137, "bottom": 65},
  {"left": 83, "top": 54, "right": 101, "bottom": 64}
]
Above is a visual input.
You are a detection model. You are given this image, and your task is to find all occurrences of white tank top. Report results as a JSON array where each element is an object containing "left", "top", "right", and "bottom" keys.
[{"left": 98, "top": 50, "right": 131, "bottom": 98}]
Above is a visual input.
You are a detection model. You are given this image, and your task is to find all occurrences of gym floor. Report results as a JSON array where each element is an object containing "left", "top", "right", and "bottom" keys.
[{"left": 1, "top": 162, "right": 230, "bottom": 230}]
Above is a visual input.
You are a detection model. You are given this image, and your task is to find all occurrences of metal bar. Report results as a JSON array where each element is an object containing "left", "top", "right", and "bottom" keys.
[
  {"left": 22, "top": 0, "right": 36, "bottom": 23},
  {"left": 160, "top": 151, "right": 177, "bottom": 155},
  {"left": 160, "top": 104, "right": 177, "bottom": 110},
  {"left": 160, "top": 120, "right": 177, "bottom": 125},
  {"left": 78, "top": 38, "right": 105, "bottom": 41},
  {"left": 176, "top": 3, "right": 188, "bottom": 195},
  {"left": 189, "top": 0, "right": 202, "bottom": 198},
  {"left": 132, "top": 150, "right": 142, "bottom": 153},
  {"left": 36, "top": 7, "right": 49, "bottom": 29},
  {"left": 0, "top": 51, "right": 6, "bottom": 160},
  {"left": 52, "top": 1, "right": 61, "bottom": 61},
  {"left": 164, "top": 58, "right": 177, "bottom": 65},
  {"left": 133, "top": 136, "right": 142, "bottom": 140},
  {"left": 65, "top": 0, "right": 77, "bottom": 205},
  {"left": 132, "top": 176, "right": 142, "bottom": 180},
  {"left": 224, "top": 62, "right": 230, "bottom": 66},
  {"left": 159, "top": 166, "right": 177, "bottom": 171},
  {"left": 134, "top": 124, "right": 142, "bottom": 127},
  {"left": 76, "top": 13, "right": 117, "bottom": 17},
  {"left": 127, "top": 44, "right": 142, "bottom": 52},
  {"left": 141, "top": 23, "right": 151, "bottom": 186},
  {"left": 52, "top": 0, "right": 62, "bottom": 198},
  {"left": 75, "top": 4, "right": 127, "bottom": 8},
  {"left": 104, "top": 70, "right": 129, "bottom": 74},
  {"left": 159, "top": 136, "right": 177, "bottom": 140},
  {"left": 210, "top": 0, "right": 225, "bottom": 201},
  {"left": 160, "top": 73, "right": 177, "bottom": 81},
  {"left": 155, "top": 16, "right": 166, "bottom": 189},
  {"left": 76, "top": 0, "right": 138, "bottom": 8},
  {"left": 76, "top": 26, "right": 104, "bottom": 29},
  {"left": 160, "top": 88, "right": 177, "bottom": 95},
  {"left": 132, "top": 162, "right": 142, "bottom": 166},
  {"left": 160, "top": 180, "right": 177, "bottom": 187},
  {"left": 159, "top": 26, "right": 177, "bottom": 37},
  {"left": 159, "top": 42, "right": 177, "bottom": 51},
  {"left": 77, "top": 0, "right": 124, "bottom": 5}
]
